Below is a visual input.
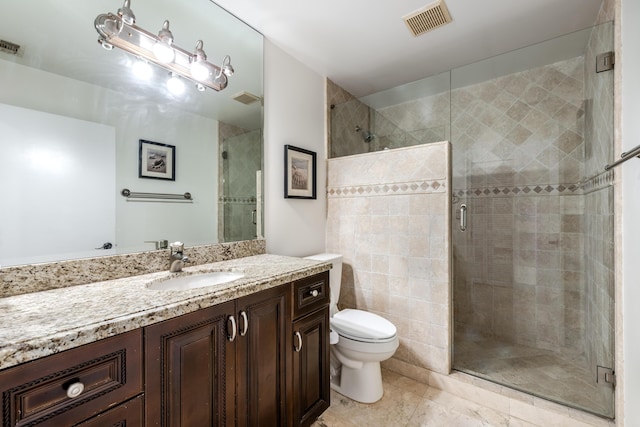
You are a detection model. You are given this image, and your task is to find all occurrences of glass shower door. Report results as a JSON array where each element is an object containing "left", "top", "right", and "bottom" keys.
[
  {"left": 451, "top": 23, "right": 615, "bottom": 418},
  {"left": 219, "top": 129, "right": 263, "bottom": 242}
]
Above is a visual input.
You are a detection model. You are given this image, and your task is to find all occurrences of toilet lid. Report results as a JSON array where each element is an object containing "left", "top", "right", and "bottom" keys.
[{"left": 331, "top": 309, "right": 397, "bottom": 340}]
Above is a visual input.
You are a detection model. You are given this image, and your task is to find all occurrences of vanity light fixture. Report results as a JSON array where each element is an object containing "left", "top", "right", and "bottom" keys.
[{"left": 95, "top": 0, "right": 234, "bottom": 92}]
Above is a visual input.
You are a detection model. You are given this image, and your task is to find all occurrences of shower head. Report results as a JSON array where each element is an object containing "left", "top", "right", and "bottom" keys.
[
  {"left": 355, "top": 125, "right": 375, "bottom": 143},
  {"left": 363, "top": 131, "right": 375, "bottom": 143}
]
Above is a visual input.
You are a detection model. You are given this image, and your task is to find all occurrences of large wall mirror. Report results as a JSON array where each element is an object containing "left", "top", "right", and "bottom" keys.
[{"left": 0, "top": 0, "right": 263, "bottom": 267}]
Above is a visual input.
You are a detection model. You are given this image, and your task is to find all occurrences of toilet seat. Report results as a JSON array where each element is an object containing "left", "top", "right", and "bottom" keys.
[{"left": 331, "top": 309, "right": 397, "bottom": 342}]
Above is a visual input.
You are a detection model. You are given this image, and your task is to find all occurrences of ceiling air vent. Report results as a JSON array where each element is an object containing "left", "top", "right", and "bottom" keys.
[
  {"left": 232, "top": 91, "right": 263, "bottom": 105},
  {"left": 0, "top": 39, "right": 20, "bottom": 55},
  {"left": 403, "top": 0, "right": 452, "bottom": 37}
]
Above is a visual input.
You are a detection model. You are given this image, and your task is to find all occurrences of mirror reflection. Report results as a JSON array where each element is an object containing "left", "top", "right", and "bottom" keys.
[{"left": 0, "top": 0, "right": 263, "bottom": 267}]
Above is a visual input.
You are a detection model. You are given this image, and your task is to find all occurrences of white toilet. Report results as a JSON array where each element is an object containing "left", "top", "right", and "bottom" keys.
[{"left": 305, "top": 253, "right": 399, "bottom": 403}]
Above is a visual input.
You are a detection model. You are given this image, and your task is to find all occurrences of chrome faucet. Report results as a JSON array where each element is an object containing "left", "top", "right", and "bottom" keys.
[{"left": 169, "top": 241, "right": 189, "bottom": 272}]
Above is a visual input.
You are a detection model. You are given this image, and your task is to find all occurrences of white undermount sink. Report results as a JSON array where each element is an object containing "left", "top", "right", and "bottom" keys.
[{"left": 147, "top": 271, "right": 245, "bottom": 291}]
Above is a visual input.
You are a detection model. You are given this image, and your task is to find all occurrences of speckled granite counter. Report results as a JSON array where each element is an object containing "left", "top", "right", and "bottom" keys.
[{"left": 0, "top": 254, "right": 331, "bottom": 371}]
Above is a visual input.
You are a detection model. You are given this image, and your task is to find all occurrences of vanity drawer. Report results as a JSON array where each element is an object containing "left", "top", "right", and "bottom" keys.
[
  {"left": 0, "top": 330, "right": 143, "bottom": 427},
  {"left": 293, "top": 271, "right": 329, "bottom": 319}
]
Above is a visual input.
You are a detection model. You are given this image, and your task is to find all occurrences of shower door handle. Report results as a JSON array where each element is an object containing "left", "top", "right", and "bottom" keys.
[
  {"left": 252, "top": 210, "right": 257, "bottom": 225},
  {"left": 460, "top": 204, "right": 467, "bottom": 232}
]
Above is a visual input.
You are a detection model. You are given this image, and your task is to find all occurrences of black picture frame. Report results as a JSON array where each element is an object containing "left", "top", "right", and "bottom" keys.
[
  {"left": 284, "top": 145, "right": 316, "bottom": 199},
  {"left": 139, "top": 139, "right": 175, "bottom": 181}
]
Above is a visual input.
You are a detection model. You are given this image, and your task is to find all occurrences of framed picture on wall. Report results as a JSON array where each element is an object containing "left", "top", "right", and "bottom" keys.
[
  {"left": 284, "top": 145, "right": 316, "bottom": 199},
  {"left": 139, "top": 139, "right": 175, "bottom": 181}
]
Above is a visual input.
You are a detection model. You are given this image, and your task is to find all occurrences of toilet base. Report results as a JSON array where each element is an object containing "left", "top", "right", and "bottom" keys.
[{"left": 330, "top": 361, "right": 384, "bottom": 403}]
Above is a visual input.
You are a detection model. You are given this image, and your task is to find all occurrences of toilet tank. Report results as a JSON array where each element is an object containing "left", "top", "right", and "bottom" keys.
[{"left": 304, "top": 253, "right": 342, "bottom": 315}]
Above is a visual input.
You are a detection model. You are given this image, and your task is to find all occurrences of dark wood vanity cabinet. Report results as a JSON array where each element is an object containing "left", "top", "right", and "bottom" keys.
[
  {"left": 0, "top": 271, "right": 330, "bottom": 427},
  {"left": 0, "top": 330, "right": 143, "bottom": 427},
  {"left": 144, "top": 284, "right": 293, "bottom": 427},
  {"left": 292, "top": 272, "right": 331, "bottom": 427}
]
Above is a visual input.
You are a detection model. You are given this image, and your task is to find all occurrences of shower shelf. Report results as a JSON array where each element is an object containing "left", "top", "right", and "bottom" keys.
[
  {"left": 604, "top": 143, "right": 640, "bottom": 170},
  {"left": 120, "top": 189, "right": 193, "bottom": 203}
]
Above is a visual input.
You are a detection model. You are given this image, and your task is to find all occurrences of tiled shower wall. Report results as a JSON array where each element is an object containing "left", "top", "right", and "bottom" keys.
[
  {"left": 328, "top": 79, "right": 450, "bottom": 158},
  {"left": 327, "top": 80, "right": 371, "bottom": 158},
  {"left": 326, "top": 143, "right": 451, "bottom": 374}
]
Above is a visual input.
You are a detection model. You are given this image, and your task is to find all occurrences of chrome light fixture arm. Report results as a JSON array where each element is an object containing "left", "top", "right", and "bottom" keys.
[{"left": 95, "top": 1, "right": 233, "bottom": 92}]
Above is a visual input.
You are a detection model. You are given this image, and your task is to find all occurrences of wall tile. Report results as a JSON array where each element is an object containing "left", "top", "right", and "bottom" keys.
[{"left": 327, "top": 143, "right": 451, "bottom": 373}]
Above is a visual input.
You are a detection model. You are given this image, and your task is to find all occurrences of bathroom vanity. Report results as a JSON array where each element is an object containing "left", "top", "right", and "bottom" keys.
[{"left": 0, "top": 254, "right": 330, "bottom": 427}]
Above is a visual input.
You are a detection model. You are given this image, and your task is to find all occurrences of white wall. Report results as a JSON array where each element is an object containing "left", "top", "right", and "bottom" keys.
[
  {"left": 263, "top": 41, "right": 327, "bottom": 256},
  {"left": 622, "top": 0, "right": 640, "bottom": 424},
  {"left": 0, "top": 104, "right": 116, "bottom": 266}
]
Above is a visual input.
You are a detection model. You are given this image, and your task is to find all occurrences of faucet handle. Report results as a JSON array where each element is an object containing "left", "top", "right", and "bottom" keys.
[{"left": 169, "top": 241, "right": 184, "bottom": 252}]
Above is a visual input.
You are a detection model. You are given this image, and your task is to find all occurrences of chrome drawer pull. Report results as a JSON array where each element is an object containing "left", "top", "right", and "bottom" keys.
[
  {"left": 66, "top": 382, "right": 85, "bottom": 399},
  {"left": 228, "top": 315, "right": 237, "bottom": 342},
  {"left": 294, "top": 331, "right": 303, "bottom": 352},
  {"left": 310, "top": 289, "right": 319, "bottom": 297},
  {"left": 239, "top": 311, "right": 248, "bottom": 336}
]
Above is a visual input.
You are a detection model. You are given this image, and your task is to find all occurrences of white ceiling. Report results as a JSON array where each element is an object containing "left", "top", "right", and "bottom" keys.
[{"left": 213, "top": 0, "right": 605, "bottom": 98}]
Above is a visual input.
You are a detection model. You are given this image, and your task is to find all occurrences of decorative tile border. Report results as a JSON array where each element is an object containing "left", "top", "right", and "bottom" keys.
[
  {"left": 454, "top": 183, "right": 582, "bottom": 198},
  {"left": 327, "top": 179, "right": 447, "bottom": 198},
  {"left": 219, "top": 196, "right": 257, "bottom": 203},
  {"left": 453, "top": 170, "right": 614, "bottom": 199}
]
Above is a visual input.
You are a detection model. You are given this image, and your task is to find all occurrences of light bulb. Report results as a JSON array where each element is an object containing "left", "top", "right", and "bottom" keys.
[
  {"left": 132, "top": 61, "right": 152, "bottom": 80},
  {"left": 153, "top": 42, "right": 175, "bottom": 63},
  {"left": 190, "top": 41, "right": 209, "bottom": 81},
  {"left": 190, "top": 61, "right": 210, "bottom": 81},
  {"left": 167, "top": 74, "right": 185, "bottom": 95},
  {"left": 153, "top": 20, "right": 175, "bottom": 63}
]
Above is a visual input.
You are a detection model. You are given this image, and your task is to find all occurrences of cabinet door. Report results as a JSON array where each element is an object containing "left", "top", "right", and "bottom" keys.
[
  {"left": 145, "top": 301, "right": 235, "bottom": 427},
  {"left": 293, "top": 309, "right": 330, "bottom": 427},
  {"left": 75, "top": 395, "right": 143, "bottom": 427},
  {"left": 235, "top": 285, "right": 291, "bottom": 427}
]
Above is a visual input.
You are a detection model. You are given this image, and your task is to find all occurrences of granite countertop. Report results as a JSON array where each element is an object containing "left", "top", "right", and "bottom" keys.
[{"left": 0, "top": 254, "right": 331, "bottom": 371}]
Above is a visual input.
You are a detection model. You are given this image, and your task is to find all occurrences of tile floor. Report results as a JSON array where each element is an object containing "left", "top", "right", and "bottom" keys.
[
  {"left": 312, "top": 369, "right": 523, "bottom": 426},
  {"left": 454, "top": 335, "right": 612, "bottom": 418}
]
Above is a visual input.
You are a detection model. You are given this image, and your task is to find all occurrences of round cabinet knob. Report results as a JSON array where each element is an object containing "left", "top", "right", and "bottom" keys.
[
  {"left": 310, "top": 290, "right": 319, "bottom": 297},
  {"left": 66, "top": 382, "right": 85, "bottom": 399}
]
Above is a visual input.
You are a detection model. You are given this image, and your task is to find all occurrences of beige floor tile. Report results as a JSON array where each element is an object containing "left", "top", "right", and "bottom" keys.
[
  {"left": 313, "top": 367, "right": 605, "bottom": 427},
  {"left": 454, "top": 334, "right": 612, "bottom": 416},
  {"left": 382, "top": 368, "right": 430, "bottom": 397}
]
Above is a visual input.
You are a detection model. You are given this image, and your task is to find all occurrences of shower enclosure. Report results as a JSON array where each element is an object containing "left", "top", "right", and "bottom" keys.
[
  {"left": 451, "top": 21, "right": 615, "bottom": 418},
  {"left": 218, "top": 125, "right": 263, "bottom": 242},
  {"left": 329, "top": 21, "right": 615, "bottom": 419}
]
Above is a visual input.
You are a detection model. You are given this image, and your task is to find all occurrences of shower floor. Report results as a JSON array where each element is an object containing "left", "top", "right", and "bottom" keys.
[{"left": 453, "top": 333, "right": 612, "bottom": 418}]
